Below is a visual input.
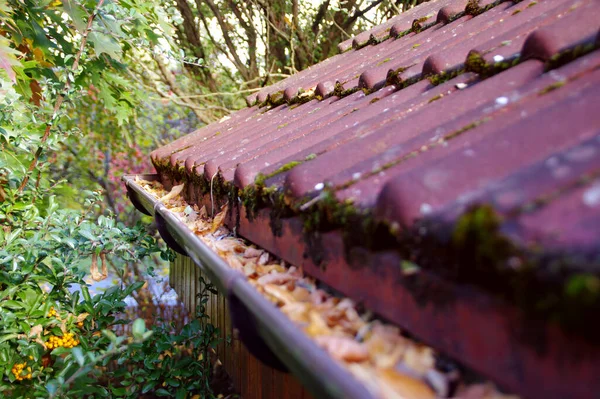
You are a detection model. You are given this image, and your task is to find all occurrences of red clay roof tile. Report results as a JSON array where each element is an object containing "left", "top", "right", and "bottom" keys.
[{"left": 150, "top": 1, "right": 600, "bottom": 396}]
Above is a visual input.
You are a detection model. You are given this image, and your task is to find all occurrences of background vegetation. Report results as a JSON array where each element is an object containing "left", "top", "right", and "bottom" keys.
[{"left": 0, "top": 0, "right": 415, "bottom": 397}]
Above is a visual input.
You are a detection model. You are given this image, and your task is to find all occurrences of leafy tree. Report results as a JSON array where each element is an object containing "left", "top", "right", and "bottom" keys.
[{"left": 0, "top": 1, "right": 196, "bottom": 397}]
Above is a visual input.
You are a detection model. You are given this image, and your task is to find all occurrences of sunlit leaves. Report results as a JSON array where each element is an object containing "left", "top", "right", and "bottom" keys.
[{"left": 88, "top": 32, "right": 122, "bottom": 61}]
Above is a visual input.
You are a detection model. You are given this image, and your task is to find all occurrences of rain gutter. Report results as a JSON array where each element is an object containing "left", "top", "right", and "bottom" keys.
[{"left": 123, "top": 174, "right": 375, "bottom": 399}]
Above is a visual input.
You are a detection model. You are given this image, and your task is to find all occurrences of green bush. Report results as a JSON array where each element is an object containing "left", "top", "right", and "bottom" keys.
[{"left": 0, "top": 1, "right": 224, "bottom": 397}]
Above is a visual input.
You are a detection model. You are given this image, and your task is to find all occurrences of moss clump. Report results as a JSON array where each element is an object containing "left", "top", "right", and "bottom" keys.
[
  {"left": 169, "top": 144, "right": 193, "bottom": 155},
  {"left": 376, "top": 58, "right": 391, "bottom": 67},
  {"left": 465, "top": 51, "right": 488, "bottom": 75},
  {"left": 538, "top": 80, "right": 566, "bottom": 95},
  {"left": 385, "top": 65, "right": 410, "bottom": 87},
  {"left": 466, "top": 0, "right": 503, "bottom": 16},
  {"left": 411, "top": 17, "right": 429, "bottom": 33},
  {"left": 428, "top": 94, "right": 443, "bottom": 103},
  {"left": 465, "top": 0, "right": 481, "bottom": 16},
  {"left": 304, "top": 153, "right": 317, "bottom": 161},
  {"left": 427, "top": 68, "right": 465, "bottom": 86},
  {"left": 546, "top": 42, "right": 597, "bottom": 71},
  {"left": 268, "top": 91, "right": 285, "bottom": 106},
  {"left": 452, "top": 205, "right": 514, "bottom": 276},
  {"left": 369, "top": 97, "right": 381, "bottom": 104},
  {"left": 511, "top": 9, "right": 522, "bottom": 15},
  {"left": 333, "top": 82, "right": 360, "bottom": 98},
  {"left": 277, "top": 123, "right": 289, "bottom": 129},
  {"left": 255, "top": 161, "right": 302, "bottom": 187}
]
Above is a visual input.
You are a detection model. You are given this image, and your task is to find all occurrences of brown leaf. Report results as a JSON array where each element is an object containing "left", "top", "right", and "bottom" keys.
[
  {"left": 280, "top": 302, "right": 310, "bottom": 324},
  {"left": 225, "top": 254, "right": 244, "bottom": 271},
  {"left": 211, "top": 204, "right": 229, "bottom": 233},
  {"left": 378, "top": 368, "right": 436, "bottom": 399},
  {"left": 256, "top": 264, "right": 285, "bottom": 274},
  {"left": 159, "top": 183, "right": 185, "bottom": 202},
  {"left": 257, "top": 272, "right": 297, "bottom": 286},
  {"left": 258, "top": 252, "right": 269, "bottom": 265},
  {"left": 28, "top": 325, "right": 43, "bottom": 339},
  {"left": 90, "top": 253, "right": 105, "bottom": 282},
  {"left": 90, "top": 252, "right": 108, "bottom": 282},
  {"left": 263, "top": 284, "right": 295, "bottom": 305},
  {"left": 314, "top": 335, "right": 369, "bottom": 363},
  {"left": 243, "top": 262, "right": 256, "bottom": 277},
  {"left": 305, "top": 311, "right": 331, "bottom": 337},
  {"left": 291, "top": 286, "right": 311, "bottom": 302},
  {"left": 403, "top": 344, "right": 435, "bottom": 376},
  {"left": 214, "top": 238, "right": 245, "bottom": 254},
  {"left": 243, "top": 247, "right": 263, "bottom": 258},
  {"left": 76, "top": 313, "right": 90, "bottom": 323}
]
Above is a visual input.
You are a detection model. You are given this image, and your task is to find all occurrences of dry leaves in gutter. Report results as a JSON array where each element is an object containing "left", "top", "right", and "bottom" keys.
[{"left": 135, "top": 179, "right": 518, "bottom": 399}]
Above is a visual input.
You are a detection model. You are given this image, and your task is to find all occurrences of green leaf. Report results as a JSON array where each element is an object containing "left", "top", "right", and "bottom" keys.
[
  {"left": 175, "top": 388, "right": 186, "bottom": 399},
  {"left": 88, "top": 32, "right": 122, "bottom": 61},
  {"left": 141, "top": 381, "right": 156, "bottom": 393},
  {"left": 132, "top": 318, "right": 145, "bottom": 340},
  {"left": 62, "top": 0, "right": 88, "bottom": 32},
  {"left": 72, "top": 346, "right": 84, "bottom": 366}
]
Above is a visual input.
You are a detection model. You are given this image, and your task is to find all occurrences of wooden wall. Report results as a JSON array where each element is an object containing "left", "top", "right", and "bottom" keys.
[{"left": 170, "top": 255, "right": 313, "bottom": 399}]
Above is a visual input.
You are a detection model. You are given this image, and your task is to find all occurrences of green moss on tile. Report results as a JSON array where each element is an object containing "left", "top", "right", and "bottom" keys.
[
  {"left": 411, "top": 16, "right": 429, "bottom": 33},
  {"left": 538, "top": 80, "right": 566, "bottom": 95},
  {"left": 427, "top": 68, "right": 465, "bottom": 86},
  {"left": 428, "top": 94, "right": 443, "bottom": 103},
  {"left": 376, "top": 58, "right": 391, "bottom": 67}
]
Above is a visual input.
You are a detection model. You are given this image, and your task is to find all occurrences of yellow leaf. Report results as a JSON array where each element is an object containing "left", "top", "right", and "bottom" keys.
[
  {"left": 76, "top": 313, "right": 89, "bottom": 323},
  {"left": 210, "top": 204, "right": 228, "bottom": 233},
  {"left": 159, "top": 183, "right": 184, "bottom": 203}
]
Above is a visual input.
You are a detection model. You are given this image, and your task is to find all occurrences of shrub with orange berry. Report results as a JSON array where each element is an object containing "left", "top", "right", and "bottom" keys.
[
  {"left": 11, "top": 363, "right": 32, "bottom": 382},
  {"left": 46, "top": 332, "right": 80, "bottom": 350}
]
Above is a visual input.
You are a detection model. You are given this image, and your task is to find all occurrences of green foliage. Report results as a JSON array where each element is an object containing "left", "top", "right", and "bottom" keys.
[
  {"left": 0, "top": 0, "right": 214, "bottom": 397},
  {"left": 104, "top": 277, "right": 221, "bottom": 399}
]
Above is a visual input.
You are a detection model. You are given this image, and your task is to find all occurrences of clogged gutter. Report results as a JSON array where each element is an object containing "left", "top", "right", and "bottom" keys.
[{"left": 135, "top": 177, "right": 517, "bottom": 399}]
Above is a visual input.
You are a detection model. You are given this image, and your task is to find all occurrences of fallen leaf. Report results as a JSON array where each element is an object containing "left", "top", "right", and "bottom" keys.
[
  {"left": 378, "top": 368, "right": 436, "bottom": 399},
  {"left": 280, "top": 302, "right": 310, "bottom": 324},
  {"left": 243, "top": 247, "right": 263, "bottom": 258},
  {"left": 291, "top": 286, "right": 311, "bottom": 302},
  {"left": 198, "top": 205, "right": 208, "bottom": 218},
  {"left": 258, "top": 252, "right": 269, "bottom": 265},
  {"left": 305, "top": 311, "right": 331, "bottom": 337},
  {"left": 225, "top": 254, "right": 244, "bottom": 271},
  {"left": 257, "top": 272, "right": 297, "bottom": 286},
  {"left": 263, "top": 284, "right": 295, "bottom": 305},
  {"left": 211, "top": 204, "right": 228, "bottom": 232},
  {"left": 403, "top": 344, "right": 435, "bottom": 376},
  {"left": 243, "top": 262, "right": 256, "bottom": 277},
  {"left": 314, "top": 335, "right": 369, "bottom": 362},
  {"left": 159, "top": 183, "right": 184, "bottom": 202},
  {"left": 215, "top": 237, "right": 245, "bottom": 254}
]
